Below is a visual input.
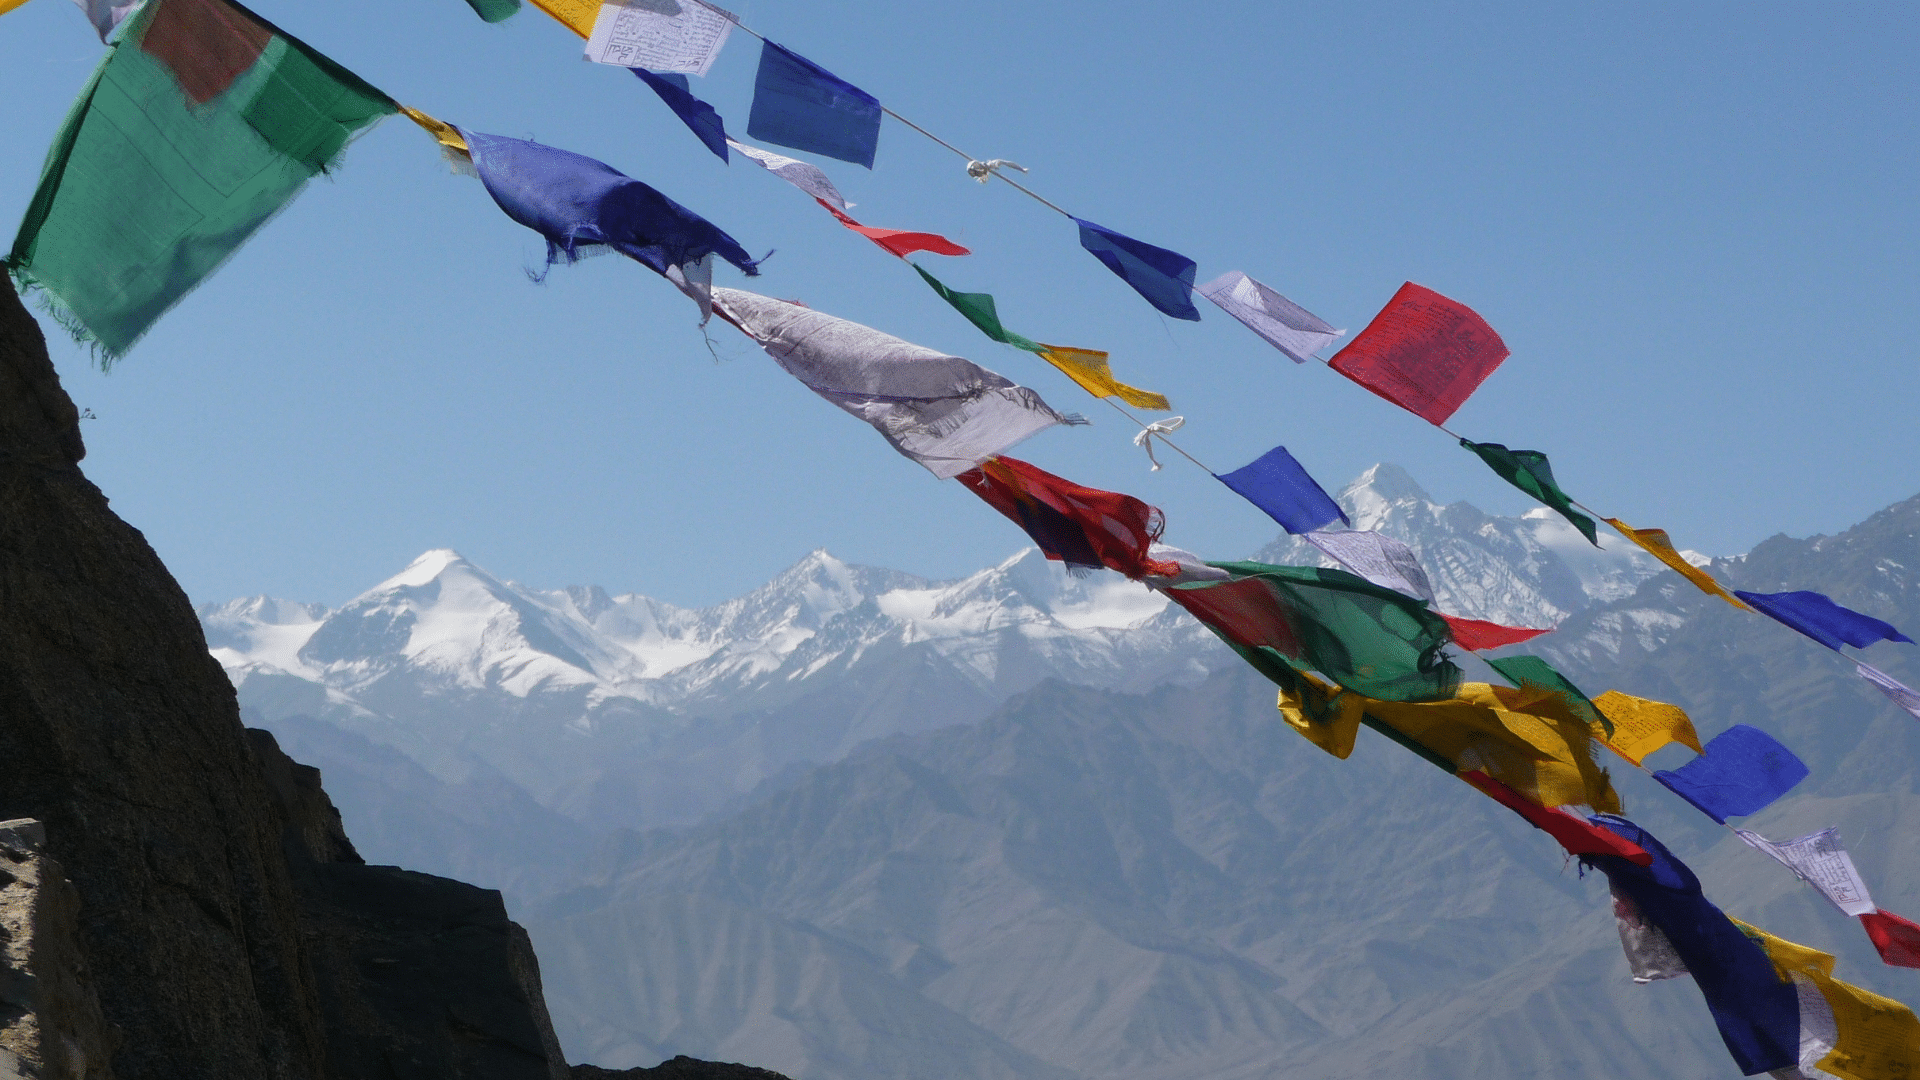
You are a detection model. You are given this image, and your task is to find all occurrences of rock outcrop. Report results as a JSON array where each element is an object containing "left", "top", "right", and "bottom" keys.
[{"left": 0, "top": 819, "right": 115, "bottom": 1080}]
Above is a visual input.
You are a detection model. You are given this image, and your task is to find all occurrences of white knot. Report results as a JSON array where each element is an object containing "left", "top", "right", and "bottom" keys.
[
  {"left": 966, "top": 158, "right": 1028, "bottom": 183},
  {"left": 1132, "top": 416, "right": 1185, "bottom": 471}
]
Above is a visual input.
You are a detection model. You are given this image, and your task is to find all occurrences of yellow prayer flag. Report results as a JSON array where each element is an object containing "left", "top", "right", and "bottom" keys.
[
  {"left": 399, "top": 105, "right": 470, "bottom": 158},
  {"left": 1589, "top": 690, "right": 1705, "bottom": 766},
  {"left": 1606, "top": 518, "right": 1751, "bottom": 611},
  {"left": 1276, "top": 671, "right": 1365, "bottom": 759},
  {"left": 0, "top": 0, "right": 34, "bottom": 17},
  {"left": 1037, "top": 345, "right": 1171, "bottom": 411},
  {"left": 528, "top": 0, "right": 597, "bottom": 36},
  {"left": 1737, "top": 921, "right": 1920, "bottom": 1080}
]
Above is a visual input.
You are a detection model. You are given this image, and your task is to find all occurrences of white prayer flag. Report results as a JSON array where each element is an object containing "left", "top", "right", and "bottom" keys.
[
  {"left": 1737, "top": 828, "right": 1877, "bottom": 916},
  {"left": 1610, "top": 884, "right": 1687, "bottom": 984},
  {"left": 73, "top": 0, "right": 140, "bottom": 41},
  {"left": 1144, "top": 544, "right": 1231, "bottom": 586},
  {"left": 1197, "top": 271, "right": 1343, "bottom": 364},
  {"left": 711, "top": 288, "right": 1075, "bottom": 479},
  {"left": 1302, "top": 530, "right": 1434, "bottom": 602},
  {"left": 584, "top": 0, "right": 735, "bottom": 76},
  {"left": 1856, "top": 662, "right": 1920, "bottom": 722},
  {"left": 727, "top": 139, "right": 852, "bottom": 212}
]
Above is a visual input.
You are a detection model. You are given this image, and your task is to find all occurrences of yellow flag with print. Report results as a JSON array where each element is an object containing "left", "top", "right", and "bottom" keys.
[
  {"left": 1607, "top": 518, "right": 1751, "bottom": 611},
  {"left": 1590, "top": 690, "right": 1705, "bottom": 766},
  {"left": 1038, "top": 345, "right": 1171, "bottom": 411}
]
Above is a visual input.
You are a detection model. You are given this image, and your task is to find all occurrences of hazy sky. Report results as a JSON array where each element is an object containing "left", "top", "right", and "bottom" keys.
[{"left": 3, "top": 0, "right": 1916, "bottom": 609}]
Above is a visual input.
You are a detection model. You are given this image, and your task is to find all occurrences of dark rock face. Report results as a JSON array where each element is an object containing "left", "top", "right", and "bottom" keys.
[
  {"left": 572, "top": 1056, "right": 793, "bottom": 1080},
  {"left": 0, "top": 818, "right": 116, "bottom": 1079}
]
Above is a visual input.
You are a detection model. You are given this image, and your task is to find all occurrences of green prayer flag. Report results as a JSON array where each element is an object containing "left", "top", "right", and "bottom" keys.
[
  {"left": 1459, "top": 439, "right": 1599, "bottom": 545},
  {"left": 463, "top": 0, "right": 522, "bottom": 21},
  {"left": 1168, "top": 560, "right": 1462, "bottom": 703},
  {"left": 1487, "top": 654, "right": 1610, "bottom": 736},
  {"left": 912, "top": 263, "right": 1043, "bottom": 352},
  {"left": 7, "top": 0, "right": 396, "bottom": 361}
]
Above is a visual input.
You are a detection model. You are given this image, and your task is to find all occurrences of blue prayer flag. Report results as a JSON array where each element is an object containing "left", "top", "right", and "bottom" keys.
[
  {"left": 1584, "top": 816, "right": 1800, "bottom": 1076},
  {"left": 460, "top": 130, "right": 758, "bottom": 279},
  {"left": 1652, "top": 724, "right": 1808, "bottom": 824},
  {"left": 633, "top": 69, "right": 730, "bottom": 164},
  {"left": 1216, "top": 446, "right": 1348, "bottom": 535},
  {"left": 1073, "top": 218, "right": 1200, "bottom": 321},
  {"left": 747, "top": 41, "right": 882, "bottom": 168},
  {"left": 1733, "top": 589, "right": 1914, "bottom": 652}
]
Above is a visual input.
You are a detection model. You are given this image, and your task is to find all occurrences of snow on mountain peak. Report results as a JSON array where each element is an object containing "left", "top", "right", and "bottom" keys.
[
  {"left": 381, "top": 547, "right": 471, "bottom": 590},
  {"left": 1339, "top": 463, "right": 1436, "bottom": 530}
]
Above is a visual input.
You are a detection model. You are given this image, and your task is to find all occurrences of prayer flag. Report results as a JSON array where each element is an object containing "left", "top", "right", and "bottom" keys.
[
  {"left": 823, "top": 202, "right": 967, "bottom": 258},
  {"left": 632, "top": 69, "right": 729, "bottom": 163},
  {"left": 711, "top": 287, "right": 1074, "bottom": 478},
  {"left": 1073, "top": 218, "right": 1200, "bottom": 321},
  {"left": 1735, "top": 828, "right": 1876, "bottom": 917},
  {"left": 1143, "top": 543, "right": 1230, "bottom": 586},
  {"left": 1590, "top": 690, "right": 1704, "bottom": 766},
  {"left": 1306, "top": 530, "right": 1435, "bottom": 602},
  {"left": 463, "top": 0, "right": 520, "bottom": 23},
  {"left": 1460, "top": 770, "right": 1652, "bottom": 865},
  {"left": 1584, "top": 817, "right": 1802, "bottom": 1076},
  {"left": 1486, "top": 654, "right": 1606, "bottom": 734},
  {"left": 1, "top": 0, "right": 31, "bottom": 14},
  {"left": 1741, "top": 921, "right": 1920, "bottom": 1079},
  {"left": 727, "top": 138, "right": 851, "bottom": 210},
  {"left": 1215, "top": 446, "right": 1349, "bottom": 535},
  {"left": 1274, "top": 669, "right": 1367, "bottom": 759},
  {"left": 1733, "top": 589, "right": 1914, "bottom": 653},
  {"left": 460, "top": 129, "right": 758, "bottom": 281},
  {"left": 1860, "top": 911, "right": 1920, "bottom": 969},
  {"left": 584, "top": 0, "right": 733, "bottom": 74},
  {"left": 6, "top": 0, "right": 398, "bottom": 360},
  {"left": 527, "top": 0, "right": 597, "bottom": 36},
  {"left": 1329, "top": 282, "right": 1508, "bottom": 426},
  {"left": 1604, "top": 517, "right": 1749, "bottom": 610},
  {"left": 1034, "top": 346, "right": 1171, "bottom": 411},
  {"left": 1856, "top": 662, "right": 1920, "bottom": 722},
  {"left": 913, "top": 264, "right": 1038, "bottom": 349},
  {"left": 1652, "top": 724, "right": 1807, "bottom": 823},
  {"left": 957, "top": 456, "right": 1180, "bottom": 580},
  {"left": 1610, "top": 885, "right": 1689, "bottom": 982},
  {"left": 1196, "top": 270, "right": 1342, "bottom": 363},
  {"left": 1460, "top": 439, "right": 1599, "bottom": 545},
  {"left": 74, "top": 0, "right": 143, "bottom": 39},
  {"left": 748, "top": 40, "right": 881, "bottom": 168},
  {"left": 1438, "top": 613, "right": 1550, "bottom": 652}
]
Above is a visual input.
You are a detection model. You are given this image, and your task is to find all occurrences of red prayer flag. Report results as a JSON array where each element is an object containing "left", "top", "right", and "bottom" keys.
[
  {"left": 1329, "top": 282, "right": 1509, "bottom": 426},
  {"left": 1461, "top": 770, "right": 1653, "bottom": 865},
  {"left": 818, "top": 199, "right": 970, "bottom": 258},
  {"left": 957, "top": 456, "right": 1179, "bottom": 580},
  {"left": 1861, "top": 910, "right": 1920, "bottom": 968},
  {"left": 1164, "top": 578, "right": 1304, "bottom": 657},
  {"left": 1440, "top": 613, "right": 1554, "bottom": 651}
]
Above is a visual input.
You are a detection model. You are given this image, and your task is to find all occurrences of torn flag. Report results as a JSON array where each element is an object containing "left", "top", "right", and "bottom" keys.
[{"left": 957, "top": 456, "right": 1179, "bottom": 580}]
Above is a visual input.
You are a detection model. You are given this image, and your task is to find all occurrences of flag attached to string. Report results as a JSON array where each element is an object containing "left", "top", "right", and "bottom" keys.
[
  {"left": 727, "top": 138, "right": 851, "bottom": 210},
  {"left": 1611, "top": 886, "right": 1690, "bottom": 983},
  {"left": 1652, "top": 724, "right": 1808, "bottom": 823},
  {"left": 1460, "top": 770, "right": 1652, "bottom": 865},
  {"left": 1437, "top": 613, "right": 1551, "bottom": 652},
  {"left": 6, "top": 0, "right": 398, "bottom": 361},
  {"left": 958, "top": 456, "right": 1180, "bottom": 580},
  {"left": 1305, "top": 530, "right": 1434, "bottom": 602},
  {"left": 527, "top": 0, "right": 597, "bottom": 35},
  {"left": 1735, "top": 828, "right": 1877, "bottom": 917},
  {"left": 1733, "top": 589, "right": 1915, "bottom": 652},
  {"left": 1486, "top": 654, "right": 1607, "bottom": 734},
  {"left": 631, "top": 69, "right": 729, "bottom": 163},
  {"left": 710, "top": 287, "right": 1075, "bottom": 478},
  {"left": 1589, "top": 690, "right": 1704, "bottom": 767},
  {"left": 822, "top": 201, "right": 968, "bottom": 258},
  {"left": 913, "top": 264, "right": 1038, "bottom": 349},
  {"left": 748, "top": 40, "right": 881, "bottom": 168},
  {"left": 1215, "top": 446, "right": 1348, "bottom": 535},
  {"left": 74, "top": 0, "right": 144, "bottom": 39},
  {"left": 463, "top": 0, "right": 521, "bottom": 23},
  {"left": 460, "top": 129, "right": 759, "bottom": 284},
  {"left": 1860, "top": 911, "right": 1920, "bottom": 969},
  {"left": 1459, "top": 440, "right": 1599, "bottom": 545},
  {"left": 584, "top": 0, "right": 733, "bottom": 74},
  {"left": 1073, "top": 218, "right": 1200, "bottom": 322},
  {"left": 1196, "top": 271, "right": 1342, "bottom": 363},
  {"left": 1328, "top": 282, "right": 1508, "bottom": 426},
  {"left": 1604, "top": 518, "right": 1749, "bottom": 610},
  {"left": 1856, "top": 661, "right": 1920, "bottom": 722}
]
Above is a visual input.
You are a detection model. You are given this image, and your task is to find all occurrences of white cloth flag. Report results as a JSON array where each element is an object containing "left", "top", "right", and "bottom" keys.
[
  {"left": 73, "top": 0, "right": 140, "bottom": 41},
  {"left": 1302, "top": 530, "right": 1434, "bottom": 602},
  {"left": 1144, "top": 543, "right": 1231, "bottom": 586},
  {"left": 727, "top": 139, "right": 852, "bottom": 212},
  {"left": 712, "top": 288, "right": 1075, "bottom": 479},
  {"left": 1768, "top": 976, "right": 1843, "bottom": 1080},
  {"left": 584, "top": 0, "right": 734, "bottom": 76},
  {"left": 663, "top": 253, "right": 714, "bottom": 325},
  {"left": 1856, "top": 662, "right": 1920, "bottom": 722},
  {"left": 1736, "top": 828, "right": 1877, "bottom": 916},
  {"left": 1197, "top": 271, "right": 1343, "bottom": 364},
  {"left": 1610, "top": 884, "right": 1687, "bottom": 984}
]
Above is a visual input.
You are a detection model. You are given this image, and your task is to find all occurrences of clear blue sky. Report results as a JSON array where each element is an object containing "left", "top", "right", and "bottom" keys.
[{"left": 3, "top": 0, "right": 1916, "bottom": 609}]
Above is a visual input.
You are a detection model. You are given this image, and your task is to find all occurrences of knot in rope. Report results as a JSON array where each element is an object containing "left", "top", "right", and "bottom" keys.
[
  {"left": 966, "top": 158, "right": 1028, "bottom": 184},
  {"left": 1132, "top": 416, "right": 1185, "bottom": 471}
]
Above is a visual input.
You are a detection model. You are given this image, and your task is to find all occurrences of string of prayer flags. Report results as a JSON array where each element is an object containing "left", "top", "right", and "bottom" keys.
[
  {"left": 1486, "top": 654, "right": 1607, "bottom": 734},
  {"left": 748, "top": 41, "right": 881, "bottom": 168},
  {"left": 1215, "top": 446, "right": 1349, "bottom": 535},
  {"left": 6, "top": 0, "right": 398, "bottom": 361},
  {"left": 1305, "top": 530, "right": 1435, "bottom": 602},
  {"left": 1582, "top": 817, "right": 1802, "bottom": 1076},
  {"left": 1604, "top": 518, "right": 1750, "bottom": 610},
  {"left": 1438, "top": 614, "right": 1551, "bottom": 652},
  {"left": 632, "top": 69, "right": 729, "bottom": 163},
  {"left": 822, "top": 203, "right": 968, "bottom": 258},
  {"left": 463, "top": 0, "right": 520, "bottom": 24},
  {"left": 1459, "top": 770, "right": 1652, "bottom": 865},
  {"left": 1589, "top": 690, "right": 1704, "bottom": 767},
  {"left": 1651, "top": 724, "right": 1808, "bottom": 824},
  {"left": 1459, "top": 439, "right": 1600, "bottom": 545},
  {"left": 75, "top": 0, "right": 142, "bottom": 39},
  {"left": 710, "top": 287, "right": 1076, "bottom": 478},
  {"left": 1735, "top": 828, "right": 1876, "bottom": 917},
  {"left": 1073, "top": 218, "right": 1200, "bottom": 321},
  {"left": 727, "top": 139, "right": 850, "bottom": 211},
  {"left": 460, "top": 130, "right": 759, "bottom": 286},
  {"left": 584, "top": 0, "right": 734, "bottom": 74},
  {"left": 1329, "top": 282, "right": 1509, "bottom": 426},
  {"left": 1740, "top": 920, "right": 1920, "bottom": 1080},
  {"left": 1733, "top": 589, "right": 1915, "bottom": 653},
  {"left": 957, "top": 456, "right": 1180, "bottom": 580},
  {"left": 1197, "top": 271, "right": 1342, "bottom": 364},
  {"left": 1856, "top": 662, "right": 1920, "bottom": 722},
  {"left": 1860, "top": 911, "right": 1920, "bottom": 969},
  {"left": 1166, "top": 561, "right": 1462, "bottom": 703}
]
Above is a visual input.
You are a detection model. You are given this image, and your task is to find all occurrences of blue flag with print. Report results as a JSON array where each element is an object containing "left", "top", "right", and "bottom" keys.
[
  {"left": 1216, "top": 445, "right": 1348, "bottom": 535},
  {"left": 1733, "top": 589, "right": 1914, "bottom": 652},
  {"left": 633, "top": 69, "right": 730, "bottom": 164},
  {"left": 1074, "top": 218, "right": 1200, "bottom": 321},
  {"left": 747, "top": 41, "right": 882, "bottom": 168},
  {"left": 1652, "top": 724, "right": 1808, "bottom": 823}
]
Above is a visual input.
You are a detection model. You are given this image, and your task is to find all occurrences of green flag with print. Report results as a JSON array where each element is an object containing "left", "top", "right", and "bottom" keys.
[{"left": 1460, "top": 439, "right": 1600, "bottom": 545}]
